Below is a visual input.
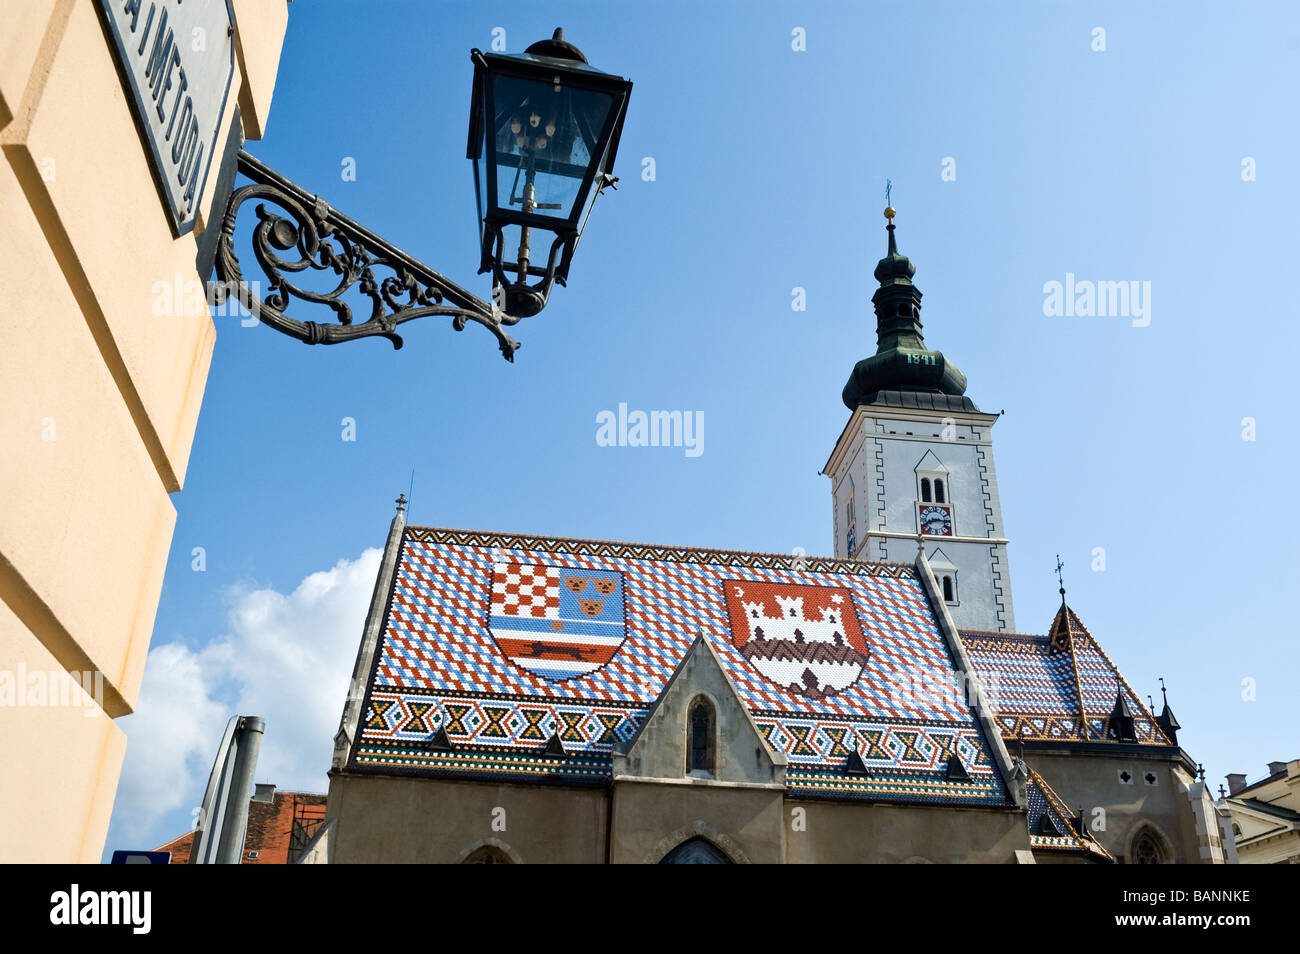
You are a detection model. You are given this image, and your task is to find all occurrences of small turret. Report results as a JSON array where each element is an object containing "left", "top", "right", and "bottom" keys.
[{"left": 1154, "top": 677, "right": 1181, "bottom": 745}]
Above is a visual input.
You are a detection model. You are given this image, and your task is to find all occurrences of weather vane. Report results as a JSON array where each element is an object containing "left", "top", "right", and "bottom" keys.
[
  {"left": 1055, "top": 554, "right": 1066, "bottom": 597},
  {"left": 885, "top": 178, "right": 892, "bottom": 207}
]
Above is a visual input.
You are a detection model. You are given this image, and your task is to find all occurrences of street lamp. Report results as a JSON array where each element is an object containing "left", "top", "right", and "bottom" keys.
[
  {"left": 469, "top": 29, "right": 633, "bottom": 319},
  {"left": 210, "top": 29, "right": 631, "bottom": 361}
]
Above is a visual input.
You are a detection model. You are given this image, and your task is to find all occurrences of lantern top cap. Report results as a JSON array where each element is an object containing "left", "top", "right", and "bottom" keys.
[{"left": 524, "top": 27, "right": 589, "bottom": 64}]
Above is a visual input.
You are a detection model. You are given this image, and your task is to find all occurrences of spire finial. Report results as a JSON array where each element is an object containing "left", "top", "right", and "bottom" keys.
[
  {"left": 395, "top": 493, "right": 407, "bottom": 513},
  {"left": 1159, "top": 676, "right": 1168, "bottom": 706},
  {"left": 1055, "top": 554, "right": 1066, "bottom": 602},
  {"left": 883, "top": 179, "right": 898, "bottom": 255}
]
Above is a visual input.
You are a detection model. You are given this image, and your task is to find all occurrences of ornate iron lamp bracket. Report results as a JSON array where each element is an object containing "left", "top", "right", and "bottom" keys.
[{"left": 210, "top": 151, "right": 522, "bottom": 361}]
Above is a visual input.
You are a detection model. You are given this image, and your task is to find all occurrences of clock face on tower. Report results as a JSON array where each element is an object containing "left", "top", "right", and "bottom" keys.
[{"left": 918, "top": 504, "right": 953, "bottom": 536}]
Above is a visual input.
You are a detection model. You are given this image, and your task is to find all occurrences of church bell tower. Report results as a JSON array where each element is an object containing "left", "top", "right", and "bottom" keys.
[{"left": 823, "top": 207, "right": 1016, "bottom": 633}]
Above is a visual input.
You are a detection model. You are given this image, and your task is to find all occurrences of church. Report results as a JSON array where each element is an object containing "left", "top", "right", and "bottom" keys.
[{"left": 303, "top": 209, "right": 1234, "bottom": 864}]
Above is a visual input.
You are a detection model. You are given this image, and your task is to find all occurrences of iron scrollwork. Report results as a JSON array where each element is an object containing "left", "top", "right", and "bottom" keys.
[{"left": 210, "top": 151, "right": 522, "bottom": 360}]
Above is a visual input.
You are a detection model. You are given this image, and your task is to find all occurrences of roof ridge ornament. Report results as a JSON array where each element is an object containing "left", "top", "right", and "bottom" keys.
[{"left": 884, "top": 178, "right": 898, "bottom": 255}]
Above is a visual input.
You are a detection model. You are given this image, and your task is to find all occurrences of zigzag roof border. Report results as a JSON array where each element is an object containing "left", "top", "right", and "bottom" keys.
[{"left": 404, "top": 525, "right": 918, "bottom": 577}]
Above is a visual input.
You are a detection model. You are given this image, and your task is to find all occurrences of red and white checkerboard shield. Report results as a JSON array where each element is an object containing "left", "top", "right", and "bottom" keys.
[{"left": 488, "top": 563, "right": 627, "bottom": 682}]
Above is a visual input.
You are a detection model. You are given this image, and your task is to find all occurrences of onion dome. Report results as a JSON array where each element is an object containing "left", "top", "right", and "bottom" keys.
[{"left": 842, "top": 208, "right": 970, "bottom": 410}]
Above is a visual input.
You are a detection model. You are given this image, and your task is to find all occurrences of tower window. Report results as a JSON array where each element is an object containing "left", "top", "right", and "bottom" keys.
[
  {"left": 688, "top": 697, "right": 716, "bottom": 777},
  {"left": 920, "top": 478, "right": 932, "bottom": 503},
  {"left": 942, "top": 576, "right": 954, "bottom": 603},
  {"left": 934, "top": 478, "right": 946, "bottom": 503}
]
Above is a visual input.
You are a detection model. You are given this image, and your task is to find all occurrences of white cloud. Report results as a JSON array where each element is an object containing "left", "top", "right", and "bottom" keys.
[{"left": 108, "top": 548, "right": 381, "bottom": 848}]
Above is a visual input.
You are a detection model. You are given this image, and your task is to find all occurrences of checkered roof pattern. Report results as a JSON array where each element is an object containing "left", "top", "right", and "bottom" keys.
[
  {"left": 354, "top": 528, "right": 1011, "bottom": 806},
  {"left": 959, "top": 605, "right": 1169, "bottom": 746}
]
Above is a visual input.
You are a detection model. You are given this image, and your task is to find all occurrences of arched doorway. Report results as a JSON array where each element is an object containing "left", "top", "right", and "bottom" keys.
[{"left": 659, "top": 837, "right": 732, "bottom": 864}]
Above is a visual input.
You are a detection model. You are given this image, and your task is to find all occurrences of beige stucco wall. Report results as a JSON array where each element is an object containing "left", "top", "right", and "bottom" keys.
[
  {"left": 0, "top": 0, "right": 287, "bottom": 862},
  {"left": 325, "top": 773, "right": 609, "bottom": 863},
  {"left": 0, "top": 598, "right": 126, "bottom": 863}
]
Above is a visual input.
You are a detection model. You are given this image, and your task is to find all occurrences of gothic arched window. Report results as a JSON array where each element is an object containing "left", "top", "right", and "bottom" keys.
[
  {"left": 660, "top": 837, "right": 731, "bottom": 864},
  {"left": 462, "top": 846, "right": 512, "bottom": 864},
  {"left": 934, "top": 478, "right": 946, "bottom": 503},
  {"left": 1131, "top": 829, "right": 1166, "bottom": 864},
  {"left": 920, "top": 478, "right": 932, "bottom": 503},
  {"left": 942, "top": 576, "right": 955, "bottom": 603},
  {"left": 688, "top": 696, "right": 716, "bottom": 777}
]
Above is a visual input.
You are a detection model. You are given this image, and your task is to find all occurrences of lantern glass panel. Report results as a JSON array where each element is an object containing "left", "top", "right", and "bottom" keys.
[{"left": 489, "top": 72, "right": 615, "bottom": 224}]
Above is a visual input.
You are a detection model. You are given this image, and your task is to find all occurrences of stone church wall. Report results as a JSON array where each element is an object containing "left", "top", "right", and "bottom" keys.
[
  {"left": 1027, "top": 751, "right": 1202, "bottom": 863},
  {"left": 324, "top": 774, "right": 608, "bottom": 864}
]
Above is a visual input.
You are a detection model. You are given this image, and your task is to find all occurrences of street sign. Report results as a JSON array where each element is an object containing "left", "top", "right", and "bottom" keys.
[
  {"left": 96, "top": 0, "right": 236, "bottom": 236},
  {"left": 110, "top": 850, "right": 171, "bottom": 864}
]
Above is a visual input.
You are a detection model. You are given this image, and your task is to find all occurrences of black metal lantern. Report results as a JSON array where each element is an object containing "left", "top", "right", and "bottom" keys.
[
  {"left": 211, "top": 27, "right": 632, "bottom": 361},
  {"left": 468, "top": 29, "right": 633, "bottom": 317}
]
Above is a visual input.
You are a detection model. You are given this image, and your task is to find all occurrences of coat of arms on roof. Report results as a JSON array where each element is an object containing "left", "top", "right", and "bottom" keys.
[
  {"left": 488, "top": 563, "right": 627, "bottom": 682},
  {"left": 722, "top": 580, "right": 869, "bottom": 701}
]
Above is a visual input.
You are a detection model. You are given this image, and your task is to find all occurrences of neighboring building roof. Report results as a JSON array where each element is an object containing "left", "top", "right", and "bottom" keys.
[
  {"left": 1233, "top": 763, "right": 1295, "bottom": 798},
  {"left": 1230, "top": 797, "right": 1300, "bottom": 825},
  {"left": 959, "top": 604, "right": 1172, "bottom": 747},
  {"left": 152, "top": 790, "right": 326, "bottom": 864},
  {"left": 154, "top": 829, "right": 194, "bottom": 865},
  {"left": 1026, "top": 769, "right": 1113, "bottom": 862},
  {"left": 1224, "top": 795, "right": 1300, "bottom": 861},
  {"left": 349, "top": 527, "right": 1014, "bottom": 808}
]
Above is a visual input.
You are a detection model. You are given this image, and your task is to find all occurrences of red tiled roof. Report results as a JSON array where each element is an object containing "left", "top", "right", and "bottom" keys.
[{"left": 153, "top": 790, "right": 326, "bottom": 864}]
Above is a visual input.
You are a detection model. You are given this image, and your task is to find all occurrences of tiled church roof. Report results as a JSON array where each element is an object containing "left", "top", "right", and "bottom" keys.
[
  {"left": 349, "top": 527, "right": 1014, "bottom": 807},
  {"left": 959, "top": 604, "right": 1172, "bottom": 747},
  {"left": 1026, "top": 770, "right": 1114, "bottom": 861}
]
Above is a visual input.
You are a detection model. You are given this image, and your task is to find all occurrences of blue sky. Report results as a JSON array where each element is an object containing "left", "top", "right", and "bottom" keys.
[{"left": 105, "top": 0, "right": 1300, "bottom": 855}]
